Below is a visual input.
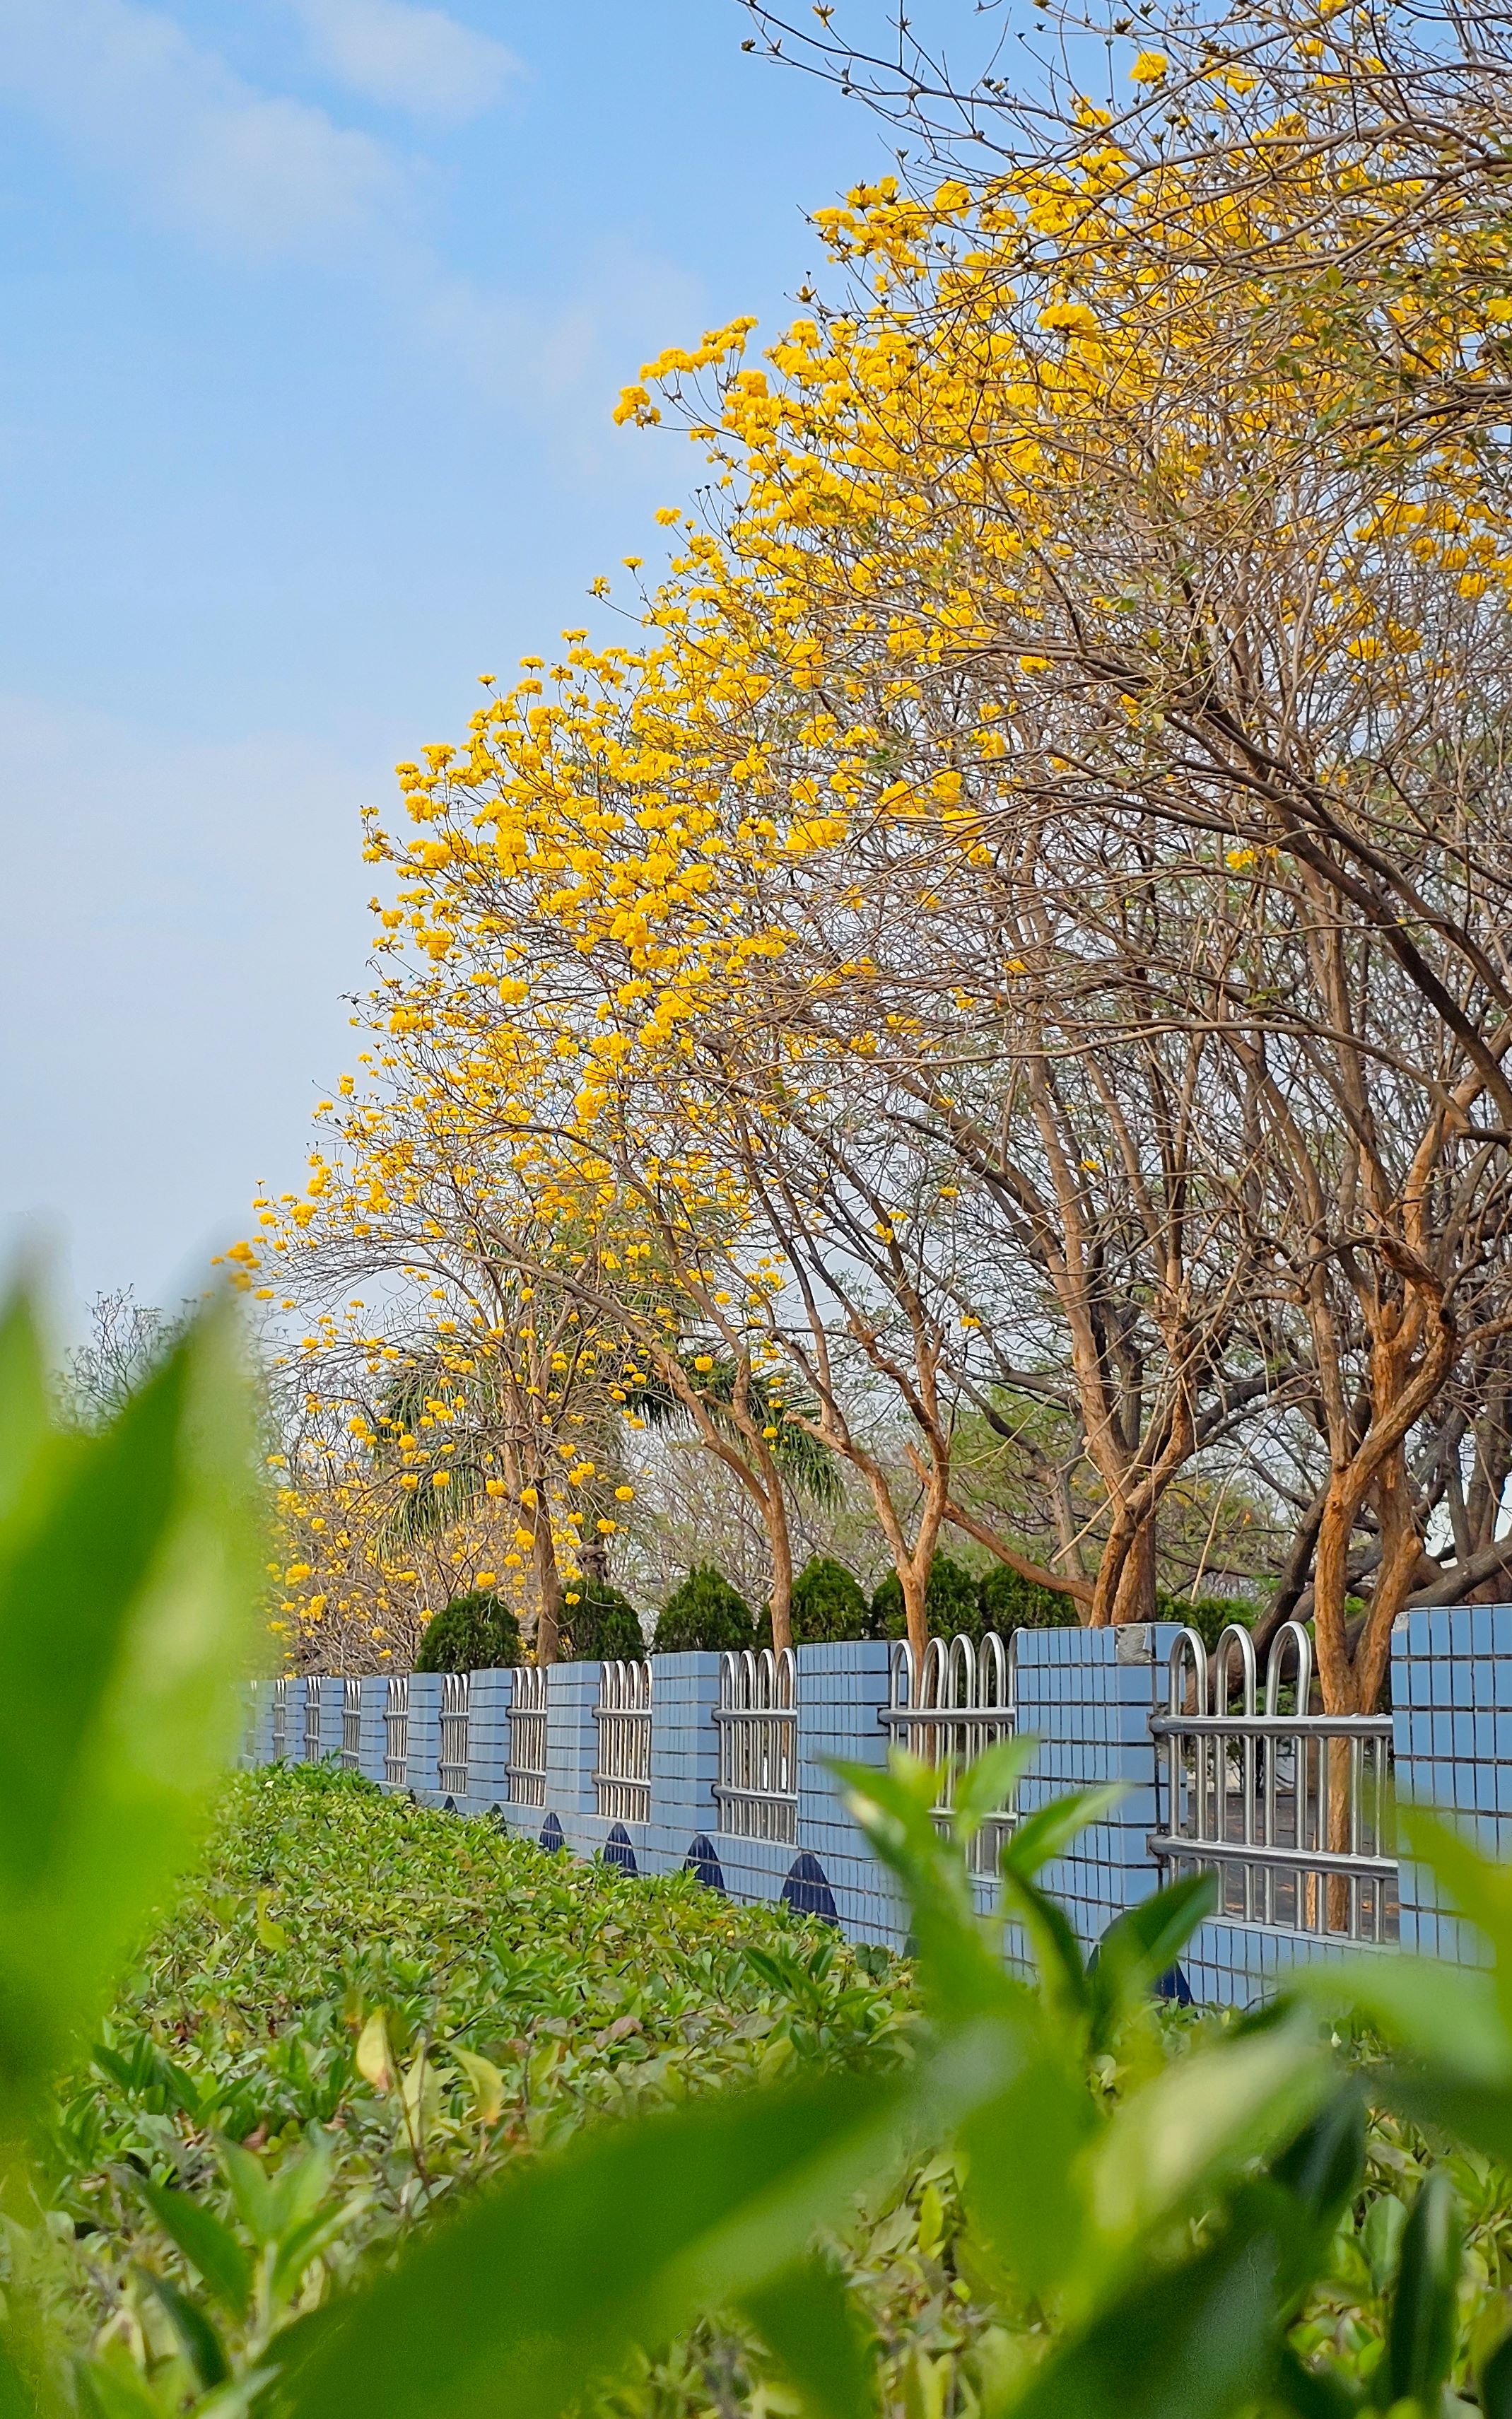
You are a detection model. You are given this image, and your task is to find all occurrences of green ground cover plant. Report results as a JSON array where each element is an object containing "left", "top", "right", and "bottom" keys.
[{"left": 12, "top": 1267, "right": 1512, "bottom": 2419}]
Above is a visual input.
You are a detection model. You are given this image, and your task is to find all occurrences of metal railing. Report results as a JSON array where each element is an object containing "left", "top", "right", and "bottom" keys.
[
  {"left": 715, "top": 1648, "right": 798, "bottom": 1841},
  {"left": 439, "top": 1672, "right": 471, "bottom": 1800},
  {"left": 241, "top": 1685, "right": 259, "bottom": 1767},
  {"left": 881, "top": 1632, "right": 1019, "bottom": 1875},
  {"left": 303, "top": 1676, "right": 323, "bottom": 1764},
  {"left": 271, "top": 1677, "right": 288, "bottom": 1761},
  {"left": 341, "top": 1677, "right": 363, "bottom": 1774},
  {"left": 1151, "top": 1622, "right": 1397, "bottom": 1943},
  {"left": 384, "top": 1675, "right": 409, "bottom": 1788},
  {"left": 594, "top": 1660, "right": 652, "bottom": 1822},
  {"left": 509, "top": 1665, "right": 549, "bottom": 1806}
]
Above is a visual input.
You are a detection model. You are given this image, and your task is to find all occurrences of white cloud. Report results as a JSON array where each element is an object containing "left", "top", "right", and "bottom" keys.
[
  {"left": 0, "top": 0, "right": 696, "bottom": 414},
  {"left": 0, "top": 0, "right": 402, "bottom": 257},
  {"left": 287, "top": 0, "right": 518, "bottom": 121}
]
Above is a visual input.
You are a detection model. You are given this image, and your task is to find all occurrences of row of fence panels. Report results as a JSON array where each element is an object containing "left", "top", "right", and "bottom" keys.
[{"left": 242, "top": 1610, "right": 1510, "bottom": 2004}]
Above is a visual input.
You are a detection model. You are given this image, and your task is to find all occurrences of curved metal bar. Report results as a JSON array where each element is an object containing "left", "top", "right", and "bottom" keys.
[
  {"left": 1265, "top": 1621, "right": 1313, "bottom": 1716},
  {"left": 1214, "top": 1624, "right": 1258, "bottom": 1719},
  {"left": 1168, "top": 1626, "right": 1209, "bottom": 1716},
  {"left": 888, "top": 1638, "right": 916, "bottom": 1715}
]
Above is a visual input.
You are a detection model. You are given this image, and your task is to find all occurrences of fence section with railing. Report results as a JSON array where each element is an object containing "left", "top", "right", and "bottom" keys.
[
  {"left": 303, "top": 1677, "right": 323, "bottom": 1765},
  {"left": 881, "top": 1632, "right": 1019, "bottom": 1875},
  {"left": 715, "top": 1648, "right": 798, "bottom": 1842},
  {"left": 508, "top": 1665, "right": 549, "bottom": 1807},
  {"left": 594, "top": 1661, "right": 652, "bottom": 1822},
  {"left": 341, "top": 1677, "right": 363, "bottom": 1774},
  {"left": 250, "top": 1607, "right": 1505, "bottom": 2001},
  {"left": 438, "top": 1673, "right": 471, "bottom": 1800},
  {"left": 1150, "top": 1622, "right": 1397, "bottom": 1943},
  {"left": 384, "top": 1675, "right": 409, "bottom": 1788}
]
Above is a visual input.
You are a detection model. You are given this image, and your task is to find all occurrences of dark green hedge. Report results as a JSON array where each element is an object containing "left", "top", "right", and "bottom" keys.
[
  {"left": 563, "top": 1580, "right": 645, "bottom": 1661},
  {"left": 414, "top": 1590, "right": 522, "bottom": 1673},
  {"left": 652, "top": 1564, "right": 757, "bottom": 1653}
]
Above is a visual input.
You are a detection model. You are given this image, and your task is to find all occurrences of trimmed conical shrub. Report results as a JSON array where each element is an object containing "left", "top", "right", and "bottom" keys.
[
  {"left": 790, "top": 1555, "right": 868, "bottom": 1644},
  {"left": 652, "top": 1564, "right": 756, "bottom": 1653},
  {"left": 414, "top": 1589, "right": 522, "bottom": 1673},
  {"left": 563, "top": 1579, "right": 645, "bottom": 1661}
]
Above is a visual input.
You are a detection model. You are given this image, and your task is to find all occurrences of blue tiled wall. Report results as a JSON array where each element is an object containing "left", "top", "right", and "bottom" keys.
[{"left": 249, "top": 1609, "right": 1512, "bottom": 2003}]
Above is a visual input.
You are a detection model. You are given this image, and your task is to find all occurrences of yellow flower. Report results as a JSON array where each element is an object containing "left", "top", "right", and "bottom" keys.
[
  {"left": 1130, "top": 48, "right": 1168, "bottom": 81},
  {"left": 1038, "top": 302, "right": 1101, "bottom": 336}
]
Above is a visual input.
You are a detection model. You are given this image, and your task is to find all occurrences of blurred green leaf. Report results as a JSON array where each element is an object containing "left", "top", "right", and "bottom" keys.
[
  {"left": 1386, "top": 2169, "right": 1461, "bottom": 2409},
  {"left": 998, "top": 1866, "right": 1087, "bottom": 2025},
  {"left": 1088, "top": 2021, "right": 1328, "bottom": 2255},
  {"left": 141, "top": 2179, "right": 252, "bottom": 2319},
  {"left": 276, "top": 2042, "right": 1003, "bottom": 2419},
  {"left": 1002, "top": 2189, "right": 1282, "bottom": 2419},
  {"left": 76, "top": 2356, "right": 163, "bottom": 2419},
  {"left": 141, "top": 2269, "right": 230, "bottom": 2391},
  {"left": 0, "top": 1284, "right": 259, "bottom": 2138},
  {"left": 1270, "top": 2089, "right": 1366, "bottom": 2289},
  {"left": 1480, "top": 2323, "right": 1512, "bottom": 2419},
  {"left": 956, "top": 2052, "right": 1094, "bottom": 2307},
  {"left": 831, "top": 1757, "right": 1029, "bottom": 2030},
  {"left": 1290, "top": 1954, "right": 1511, "bottom": 2084},
  {"left": 1001, "top": 1789, "right": 1125, "bottom": 1885},
  {"left": 0, "top": 1292, "right": 49, "bottom": 1539},
  {"left": 744, "top": 2254, "right": 877, "bottom": 2419},
  {"left": 949, "top": 1739, "right": 1039, "bottom": 1847},
  {"left": 1087, "top": 1875, "right": 1217, "bottom": 2054},
  {"left": 221, "top": 2141, "right": 279, "bottom": 2245},
  {"left": 1273, "top": 2343, "right": 1364, "bottom": 2419}
]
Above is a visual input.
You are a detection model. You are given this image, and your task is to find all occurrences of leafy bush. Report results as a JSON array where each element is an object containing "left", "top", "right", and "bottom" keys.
[
  {"left": 869, "top": 1552, "right": 980, "bottom": 1641},
  {"left": 979, "top": 1561, "right": 1082, "bottom": 1635},
  {"left": 651, "top": 1564, "right": 756, "bottom": 1653},
  {"left": 790, "top": 1555, "right": 868, "bottom": 1644},
  {"left": 414, "top": 1588, "right": 522, "bottom": 1672},
  {"left": 562, "top": 1579, "right": 645, "bottom": 1661}
]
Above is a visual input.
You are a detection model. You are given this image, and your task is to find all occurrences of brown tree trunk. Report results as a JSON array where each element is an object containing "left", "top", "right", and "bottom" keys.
[
  {"left": 531, "top": 1505, "right": 563, "bottom": 1667},
  {"left": 767, "top": 1499, "right": 795, "bottom": 1656},
  {"left": 898, "top": 1559, "right": 930, "bottom": 1663}
]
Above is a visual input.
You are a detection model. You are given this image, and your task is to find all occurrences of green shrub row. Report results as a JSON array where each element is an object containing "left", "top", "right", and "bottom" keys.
[{"left": 414, "top": 1564, "right": 1260, "bottom": 1669}]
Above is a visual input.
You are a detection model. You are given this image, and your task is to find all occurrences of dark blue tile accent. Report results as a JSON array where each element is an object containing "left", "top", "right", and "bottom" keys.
[
  {"left": 604, "top": 1824, "right": 638, "bottom": 1876},
  {"left": 684, "top": 1834, "right": 725, "bottom": 1892},
  {"left": 783, "top": 1851, "right": 838, "bottom": 1923},
  {"left": 539, "top": 1812, "right": 565, "bottom": 1853}
]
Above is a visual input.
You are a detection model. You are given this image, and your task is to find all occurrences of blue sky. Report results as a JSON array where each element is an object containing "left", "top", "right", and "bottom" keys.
[{"left": 0, "top": 0, "right": 891, "bottom": 1325}]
